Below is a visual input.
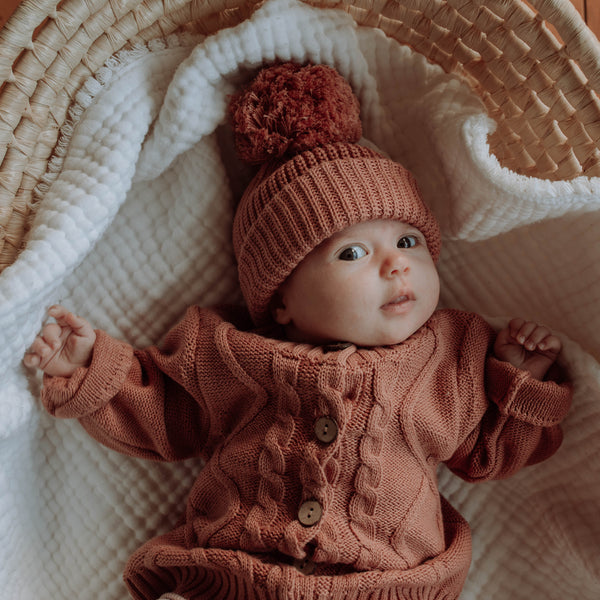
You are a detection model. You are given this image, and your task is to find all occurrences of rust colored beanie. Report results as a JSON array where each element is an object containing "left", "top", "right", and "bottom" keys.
[{"left": 229, "top": 63, "right": 441, "bottom": 325}]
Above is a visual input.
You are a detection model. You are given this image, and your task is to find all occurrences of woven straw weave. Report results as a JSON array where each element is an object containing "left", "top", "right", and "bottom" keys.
[{"left": 1, "top": 0, "right": 599, "bottom": 272}]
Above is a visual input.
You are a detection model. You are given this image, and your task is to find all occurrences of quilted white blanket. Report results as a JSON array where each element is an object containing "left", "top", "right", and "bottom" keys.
[{"left": 2, "top": 0, "right": 599, "bottom": 597}]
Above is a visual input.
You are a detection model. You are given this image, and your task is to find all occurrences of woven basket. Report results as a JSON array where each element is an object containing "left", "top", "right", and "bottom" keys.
[{"left": 1, "top": 0, "right": 599, "bottom": 273}]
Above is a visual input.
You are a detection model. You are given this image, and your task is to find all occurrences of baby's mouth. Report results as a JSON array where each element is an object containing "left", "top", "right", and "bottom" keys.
[{"left": 381, "top": 291, "right": 415, "bottom": 311}]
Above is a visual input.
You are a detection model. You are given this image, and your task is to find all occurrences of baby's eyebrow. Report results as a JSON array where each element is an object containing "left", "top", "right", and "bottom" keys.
[
  {"left": 320, "top": 232, "right": 358, "bottom": 248},
  {"left": 400, "top": 227, "right": 424, "bottom": 237},
  {"left": 398, "top": 224, "right": 420, "bottom": 233}
]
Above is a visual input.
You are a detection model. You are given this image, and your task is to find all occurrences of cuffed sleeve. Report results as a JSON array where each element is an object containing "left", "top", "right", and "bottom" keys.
[
  {"left": 442, "top": 312, "right": 573, "bottom": 482},
  {"left": 486, "top": 356, "right": 572, "bottom": 426},
  {"left": 41, "top": 330, "right": 134, "bottom": 419}
]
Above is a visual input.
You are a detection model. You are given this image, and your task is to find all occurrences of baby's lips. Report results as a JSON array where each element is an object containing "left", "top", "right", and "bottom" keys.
[{"left": 381, "top": 289, "right": 415, "bottom": 308}]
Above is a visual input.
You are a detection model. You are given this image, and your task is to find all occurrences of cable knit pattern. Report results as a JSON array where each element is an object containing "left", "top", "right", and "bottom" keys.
[
  {"left": 349, "top": 364, "right": 389, "bottom": 571},
  {"left": 40, "top": 306, "right": 572, "bottom": 600},
  {"left": 242, "top": 353, "right": 301, "bottom": 551},
  {"left": 310, "top": 360, "right": 352, "bottom": 564}
]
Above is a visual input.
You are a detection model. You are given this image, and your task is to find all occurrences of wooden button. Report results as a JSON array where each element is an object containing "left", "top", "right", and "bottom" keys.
[
  {"left": 293, "top": 557, "right": 315, "bottom": 575},
  {"left": 314, "top": 416, "right": 338, "bottom": 443},
  {"left": 298, "top": 500, "right": 322, "bottom": 527}
]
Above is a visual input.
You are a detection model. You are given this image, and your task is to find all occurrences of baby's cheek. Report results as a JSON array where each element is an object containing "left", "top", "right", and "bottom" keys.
[{"left": 327, "top": 296, "right": 373, "bottom": 339}]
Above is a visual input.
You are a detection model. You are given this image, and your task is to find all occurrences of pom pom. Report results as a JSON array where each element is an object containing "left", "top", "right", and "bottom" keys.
[{"left": 229, "top": 63, "right": 362, "bottom": 164}]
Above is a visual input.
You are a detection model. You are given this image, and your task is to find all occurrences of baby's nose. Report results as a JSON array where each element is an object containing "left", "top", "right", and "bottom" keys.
[{"left": 381, "top": 251, "right": 409, "bottom": 278}]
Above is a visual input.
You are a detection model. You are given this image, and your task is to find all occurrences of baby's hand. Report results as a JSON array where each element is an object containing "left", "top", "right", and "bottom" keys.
[
  {"left": 23, "top": 305, "right": 96, "bottom": 378},
  {"left": 493, "top": 318, "right": 562, "bottom": 381}
]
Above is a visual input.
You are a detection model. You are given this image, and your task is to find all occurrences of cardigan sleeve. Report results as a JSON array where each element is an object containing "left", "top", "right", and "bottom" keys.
[
  {"left": 40, "top": 306, "right": 250, "bottom": 462},
  {"left": 443, "top": 314, "right": 573, "bottom": 482}
]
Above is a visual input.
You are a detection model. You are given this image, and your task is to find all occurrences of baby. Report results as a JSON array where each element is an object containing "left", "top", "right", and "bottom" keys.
[{"left": 24, "top": 63, "right": 572, "bottom": 600}]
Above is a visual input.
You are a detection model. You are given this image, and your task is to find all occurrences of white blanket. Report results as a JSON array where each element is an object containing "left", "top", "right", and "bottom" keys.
[{"left": 2, "top": 0, "right": 599, "bottom": 597}]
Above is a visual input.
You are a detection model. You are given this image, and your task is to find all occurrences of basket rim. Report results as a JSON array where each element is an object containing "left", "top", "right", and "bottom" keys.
[{"left": 1, "top": 0, "right": 600, "bottom": 272}]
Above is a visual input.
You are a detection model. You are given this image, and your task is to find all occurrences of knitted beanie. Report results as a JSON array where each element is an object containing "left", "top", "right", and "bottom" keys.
[{"left": 229, "top": 63, "right": 441, "bottom": 325}]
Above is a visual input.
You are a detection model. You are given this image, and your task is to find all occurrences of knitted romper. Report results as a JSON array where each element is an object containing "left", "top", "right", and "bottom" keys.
[{"left": 41, "top": 305, "right": 572, "bottom": 600}]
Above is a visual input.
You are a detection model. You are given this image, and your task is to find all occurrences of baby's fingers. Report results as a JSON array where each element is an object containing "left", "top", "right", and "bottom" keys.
[
  {"left": 48, "top": 306, "right": 93, "bottom": 338},
  {"left": 509, "top": 319, "right": 561, "bottom": 354},
  {"left": 508, "top": 318, "right": 526, "bottom": 338},
  {"left": 25, "top": 335, "right": 58, "bottom": 369},
  {"left": 509, "top": 319, "right": 537, "bottom": 345},
  {"left": 23, "top": 351, "right": 41, "bottom": 369},
  {"left": 536, "top": 333, "right": 562, "bottom": 354},
  {"left": 40, "top": 322, "right": 63, "bottom": 347},
  {"left": 522, "top": 325, "right": 552, "bottom": 351}
]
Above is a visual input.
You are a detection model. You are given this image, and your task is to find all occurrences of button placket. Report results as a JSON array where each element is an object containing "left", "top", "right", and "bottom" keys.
[
  {"left": 293, "top": 556, "right": 316, "bottom": 575},
  {"left": 297, "top": 500, "right": 322, "bottom": 526},
  {"left": 314, "top": 416, "right": 338, "bottom": 443}
]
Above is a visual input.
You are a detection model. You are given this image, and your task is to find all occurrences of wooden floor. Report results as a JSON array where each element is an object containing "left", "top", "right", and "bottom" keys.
[{"left": 1, "top": 0, "right": 599, "bottom": 43}]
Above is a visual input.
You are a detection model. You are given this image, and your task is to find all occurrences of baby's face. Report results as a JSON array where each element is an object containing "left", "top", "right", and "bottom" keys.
[{"left": 273, "top": 219, "right": 440, "bottom": 347}]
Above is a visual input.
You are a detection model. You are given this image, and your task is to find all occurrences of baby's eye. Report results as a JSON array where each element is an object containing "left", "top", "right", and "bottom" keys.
[
  {"left": 338, "top": 245, "right": 367, "bottom": 261},
  {"left": 397, "top": 235, "right": 418, "bottom": 249}
]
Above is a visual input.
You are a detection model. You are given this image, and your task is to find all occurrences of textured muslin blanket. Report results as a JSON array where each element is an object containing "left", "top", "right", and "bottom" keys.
[{"left": 1, "top": 0, "right": 599, "bottom": 597}]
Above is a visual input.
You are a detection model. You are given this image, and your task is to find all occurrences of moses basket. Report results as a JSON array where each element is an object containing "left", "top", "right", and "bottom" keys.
[{"left": 1, "top": 0, "right": 600, "bottom": 599}]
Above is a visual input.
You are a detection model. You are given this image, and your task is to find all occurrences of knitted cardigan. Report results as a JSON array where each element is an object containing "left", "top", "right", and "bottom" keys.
[{"left": 41, "top": 306, "right": 572, "bottom": 600}]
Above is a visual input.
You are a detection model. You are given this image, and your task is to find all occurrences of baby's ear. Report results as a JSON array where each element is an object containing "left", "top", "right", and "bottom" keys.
[{"left": 270, "top": 292, "right": 292, "bottom": 325}]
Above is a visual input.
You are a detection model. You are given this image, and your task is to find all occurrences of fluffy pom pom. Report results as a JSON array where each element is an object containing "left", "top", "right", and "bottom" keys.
[{"left": 229, "top": 63, "right": 362, "bottom": 164}]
